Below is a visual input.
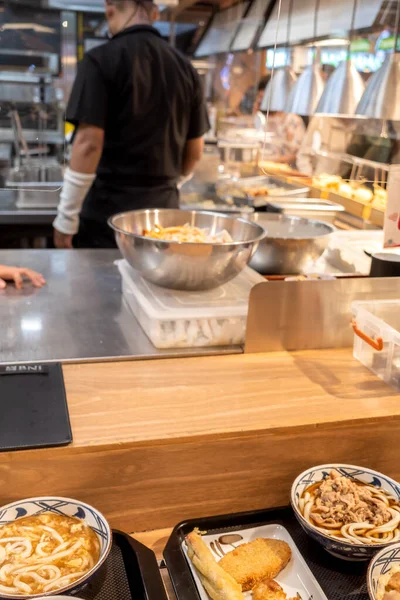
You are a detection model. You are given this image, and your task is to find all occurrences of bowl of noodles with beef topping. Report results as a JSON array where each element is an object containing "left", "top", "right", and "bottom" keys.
[
  {"left": 0, "top": 496, "right": 111, "bottom": 598},
  {"left": 291, "top": 464, "right": 400, "bottom": 561}
]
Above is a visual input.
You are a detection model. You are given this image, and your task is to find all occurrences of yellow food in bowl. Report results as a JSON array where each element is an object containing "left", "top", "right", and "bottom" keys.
[{"left": 0, "top": 513, "right": 100, "bottom": 596}]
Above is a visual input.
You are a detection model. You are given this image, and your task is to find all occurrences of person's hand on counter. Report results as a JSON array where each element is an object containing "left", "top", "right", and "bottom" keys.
[{"left": 0, "top": 266, "right": 46, "bottom": 289}]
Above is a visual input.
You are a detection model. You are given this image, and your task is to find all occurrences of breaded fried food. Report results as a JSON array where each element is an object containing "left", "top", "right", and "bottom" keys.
[
  {"left": 219, "top": 538, "right": 292, "bottom": 592},
  {"left": 253, "top": 579, "right": 287, "bottom": 600},
  {"left": 387, "top": 572, "right": 400, "bottom": 593},
  {"left": 253, "top": 579, "right": 297, "bottom": 600},
  {"left": 186, "top": 530, "right": 244, "bottom": 600}
]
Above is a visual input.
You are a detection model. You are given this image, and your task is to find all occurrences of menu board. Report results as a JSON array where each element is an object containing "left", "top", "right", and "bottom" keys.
[
  {"left": 258, "top": 0, "right": 384, "bottom": 48},
  {"left": 317, "top": 0, "right": 383, "bottom": 37},
  {"left": 0, "top": 2, "right": 61, "bottom": 54},
  {"left": 195, "top": 3, "right": 249, "bottom": 57},
  {"left": 257, "top": 0, "right": 290, "bottom": 48},
  {"left": 231, "top": 0, "right": 273, "bottom": 52}
]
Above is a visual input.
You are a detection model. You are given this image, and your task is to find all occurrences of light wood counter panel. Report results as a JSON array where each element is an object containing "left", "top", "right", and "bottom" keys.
[
  {"left": 0, "top": 349, "right": 399, "bottom": 532},
  {"left": 62, "top": 349, "right": 398, "bottom": 447}
]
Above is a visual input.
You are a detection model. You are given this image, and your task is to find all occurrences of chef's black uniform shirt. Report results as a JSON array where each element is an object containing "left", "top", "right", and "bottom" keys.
[{"left": 66, "top": 25, "right": 209, "bottom": 227}]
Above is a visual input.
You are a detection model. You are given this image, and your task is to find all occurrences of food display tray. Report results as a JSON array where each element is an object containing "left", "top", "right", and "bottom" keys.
[
  {"left": 265, "top": 197, "right": 345, "bottom": 224},
  {"left": 6, "top": 181, "right": 62, "bottom": 209},
  {"left": 164, "top": 506, "right": 369, "bottom": 600},
  {"left": 216, "top": 176, "right": 310, "bottom": 208},
  {"left": 76, "top": 530, "right": 168, "bottom": 600},
  {"left": 118, "top": 260, "right": 264, "bottom": 349},
  {"left": 308, "top": 187, "right": 385, "bottom": 228}
]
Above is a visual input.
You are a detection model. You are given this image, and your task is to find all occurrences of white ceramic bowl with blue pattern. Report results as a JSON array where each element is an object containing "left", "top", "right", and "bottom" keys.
[
  {"left": 367, "top": 542, "right": 400, "bottom": 600},
  {"left": 0, "top": 496, "right": 112, "bottom": 598},
  {"left": 291, "top": 464, "right": 400, "bottom": 562}
]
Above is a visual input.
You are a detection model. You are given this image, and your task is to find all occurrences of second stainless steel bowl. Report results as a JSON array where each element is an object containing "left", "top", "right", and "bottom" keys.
[
  {"left": 108, "top": 209, "right": 265, "bottom": 291},
  {"left": 250, "top": 214, "right": 334, "bottom": 275}
]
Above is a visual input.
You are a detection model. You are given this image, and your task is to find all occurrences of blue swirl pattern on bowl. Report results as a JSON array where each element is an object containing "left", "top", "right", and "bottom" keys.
[
  {"left": 368, "top": 542, "right": 400, "bottom": 599},
  {"left": 0, "top": 497, "right": 111, "bottom": 598},
  {"left": 291, "top": 464, "right": 400, "bottom": 561}
]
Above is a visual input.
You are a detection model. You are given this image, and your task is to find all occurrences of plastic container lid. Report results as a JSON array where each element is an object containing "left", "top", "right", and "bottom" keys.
[{"left": 117, "top": 260, "right": 265, "bottom": 320}]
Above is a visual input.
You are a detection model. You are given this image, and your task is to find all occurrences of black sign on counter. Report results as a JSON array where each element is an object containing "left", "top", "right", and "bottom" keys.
[{"left": 0, "top": 363, "right": 72, "bottom": 451}]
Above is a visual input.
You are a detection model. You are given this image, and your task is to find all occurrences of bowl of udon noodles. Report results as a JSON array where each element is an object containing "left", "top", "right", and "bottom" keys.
[
  {"left": 291, "top": 464, "right": 400, "bottom": 561},
  {"left": 367, "top": 541, "right": 400, "bottom": 600},
  {"left": 0, "top": 496, "right": 112, "bottom": 598}
]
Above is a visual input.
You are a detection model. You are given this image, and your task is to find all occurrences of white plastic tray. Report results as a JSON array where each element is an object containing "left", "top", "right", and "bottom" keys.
[
  {"left": 183, "top": 524, "right": 328, "bottom": 600},
  {"left": 117, "top": 260, "right": 264, "bottom": 349}
]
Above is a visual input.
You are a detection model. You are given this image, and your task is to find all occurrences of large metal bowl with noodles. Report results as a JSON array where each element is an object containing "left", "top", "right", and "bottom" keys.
[{"left": 108, "top": 209, "right": 265, "bottom": 291}]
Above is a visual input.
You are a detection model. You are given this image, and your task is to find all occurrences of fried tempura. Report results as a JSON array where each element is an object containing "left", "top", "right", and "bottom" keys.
[
  {"left": 253, "top": 579, "right": 288, "bottom": 600},
  {"left": 186, "top": 530, "right": 244, "bottom": 600},
  {"left": 218, "top": 538, "right": 292, "bottom": 592}
]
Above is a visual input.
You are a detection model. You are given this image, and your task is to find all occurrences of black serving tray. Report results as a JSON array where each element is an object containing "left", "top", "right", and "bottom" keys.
[
  {"left": 164, "top": 506, "right": 370, "bottom": 600},
  {"left": 73, "top": 530, "right": 168, "bottom": 600}
]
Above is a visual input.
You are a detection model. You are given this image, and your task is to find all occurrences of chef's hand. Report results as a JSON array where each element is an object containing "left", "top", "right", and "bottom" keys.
[
  {"left": 54, "top": 228, "right": 74, "bottom": 249},
  {"left": 0, "top": 266, "right": 46, "bottom": 290}
]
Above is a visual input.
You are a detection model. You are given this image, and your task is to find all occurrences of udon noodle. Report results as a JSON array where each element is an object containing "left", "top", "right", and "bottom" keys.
[
  {"left": 143, "top": 224, "right": 233, "bottom": 243},
  {"left": 299, "top": 470, "right": 400, "bottom": 545},
  {"left": 0, "top": 513, "right": 100, "bottom": 596}
]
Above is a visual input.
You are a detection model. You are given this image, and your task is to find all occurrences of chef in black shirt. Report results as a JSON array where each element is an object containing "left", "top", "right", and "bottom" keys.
[{"left": 54, "top": 0, "right": 209, "bottom": 248}]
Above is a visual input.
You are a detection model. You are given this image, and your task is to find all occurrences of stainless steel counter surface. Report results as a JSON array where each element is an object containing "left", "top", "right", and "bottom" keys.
[{"left": 0, "top": 250, "right": 241, "bottom": 364}]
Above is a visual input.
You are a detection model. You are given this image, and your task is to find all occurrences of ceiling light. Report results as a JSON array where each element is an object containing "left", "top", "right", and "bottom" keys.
[
  {"left": 315, "top": 0, "right": 365, "bottom": 116},
  {"left": 261, "top": 65, "right": 297, "bottom": 112},
  {"left": 316, "top": 60, "right": 365, "bottom": 116},
  {"left": 261, "top": 0, "right": 297, "bottom": 112},
  {"left": 306, "top": 38, "right": 348, "bottom": 47},
  {"left": 285, "top": 0, "right": 325, "bottom": 116},
  {"left": 356, "top": 51, "right": 400, "bottom": 119},
  {"left": 285, "top": 63, "right": 325, "bottom": 116},
  {"left": 356, "top": 2, "right": 400, "bottom": 119}
]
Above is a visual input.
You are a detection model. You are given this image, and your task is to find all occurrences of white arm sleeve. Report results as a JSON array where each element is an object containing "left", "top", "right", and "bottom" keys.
[{"left": 53, "top": 167, "right": 96, "bottom": 235}]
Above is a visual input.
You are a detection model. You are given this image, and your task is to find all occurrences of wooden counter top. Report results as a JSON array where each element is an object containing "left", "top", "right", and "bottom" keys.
[
  {"left": 1, "top": 349, "right": 399, "bottom": 533},
  {"left": 62, "top": 348, "right": 398, "bottom": 447}
]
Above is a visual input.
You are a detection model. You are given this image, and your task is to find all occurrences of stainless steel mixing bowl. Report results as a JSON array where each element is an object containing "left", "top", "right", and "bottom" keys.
[
  {"left": 108, "top": 209, "right": 265, "bottom": 291},
  {"left": 250, "top": 214, "right": 335, "bottom": 275}
]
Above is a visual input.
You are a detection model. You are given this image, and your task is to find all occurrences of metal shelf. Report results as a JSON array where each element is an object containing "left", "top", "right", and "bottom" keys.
[{"left": 0, "top": 129, "right": 64, "bottom": 144}]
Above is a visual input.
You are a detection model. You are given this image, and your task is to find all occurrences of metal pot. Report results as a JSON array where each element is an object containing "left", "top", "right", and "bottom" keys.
[
  {"left": 250, "top": 214, "right": 335, "bottom": 275},
  {"left": 369, "top": 252, "right": 400, "bottom": 277}
]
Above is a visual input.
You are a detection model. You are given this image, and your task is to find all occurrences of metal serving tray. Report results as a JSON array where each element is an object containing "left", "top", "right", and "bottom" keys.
[
  {"left": 164, "top": 506, "right": 369, "bottom": 600},
  {"left": 6, "top": 181, "right": 61, "bottom": 209},
  {"left": 217, "top": 176, "right": 310, "bottom": 208},
  {"left": 266, "top": 197, "right": 345, "bottom": 223}
]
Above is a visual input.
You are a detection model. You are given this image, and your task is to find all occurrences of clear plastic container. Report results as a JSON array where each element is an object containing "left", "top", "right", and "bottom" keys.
[
  {"left": 117, "top": 260, "right": 264, "bottom": 349},
  {"left": 352, "top": 300, "right": 400, "bottom": 391}
]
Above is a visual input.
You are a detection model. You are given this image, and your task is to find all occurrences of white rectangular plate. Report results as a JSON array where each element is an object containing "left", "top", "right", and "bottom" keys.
[{"left": 183, "top": 523, "right": 329, "bottom": 600}]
